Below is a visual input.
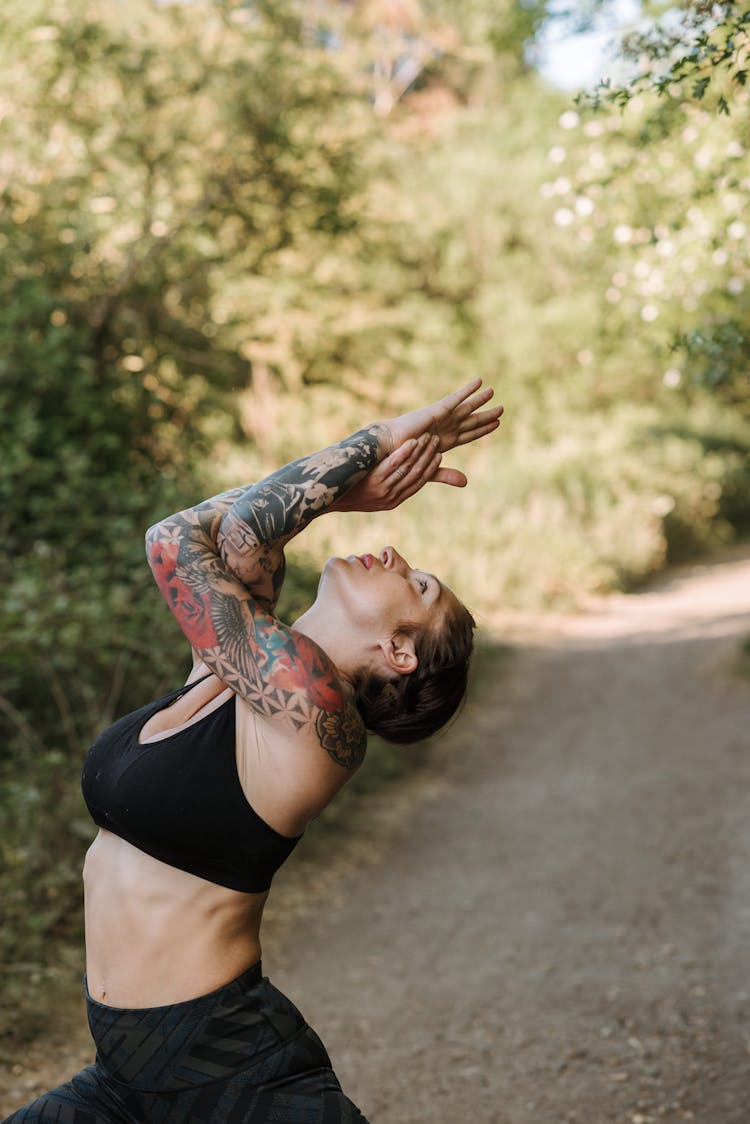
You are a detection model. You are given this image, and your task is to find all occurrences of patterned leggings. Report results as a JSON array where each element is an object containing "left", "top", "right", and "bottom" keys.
[{"left": 3, "top": 963, "right": 369, "bottom": 1123}]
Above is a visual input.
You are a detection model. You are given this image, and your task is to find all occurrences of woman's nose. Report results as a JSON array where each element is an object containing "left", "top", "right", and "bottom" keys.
[{"left": 380, "top": 546, "right": 410, "bottom": 574}]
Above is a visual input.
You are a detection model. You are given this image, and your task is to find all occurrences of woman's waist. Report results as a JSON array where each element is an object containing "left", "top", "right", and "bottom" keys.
[
  {"left": 84, "top": 829, "right": 267, "bottom": 1007},
  {"left": 82, "top": 961, "right": 322, "bottom": 1095}
]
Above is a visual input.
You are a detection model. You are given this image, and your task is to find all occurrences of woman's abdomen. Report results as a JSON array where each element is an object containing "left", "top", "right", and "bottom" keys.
[{"left": 83, "top": 829, "right": 267, "bottom": 1008}]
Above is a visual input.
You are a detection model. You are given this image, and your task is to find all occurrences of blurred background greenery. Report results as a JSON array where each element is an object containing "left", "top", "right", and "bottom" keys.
[{"left": 1, "top": 0, "right": 749, "bottom": 1042}]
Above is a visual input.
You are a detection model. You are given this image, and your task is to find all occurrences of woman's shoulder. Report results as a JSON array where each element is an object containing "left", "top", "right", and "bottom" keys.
[{"left": 235, "top": 694, "right": 366, "bottom": 834}]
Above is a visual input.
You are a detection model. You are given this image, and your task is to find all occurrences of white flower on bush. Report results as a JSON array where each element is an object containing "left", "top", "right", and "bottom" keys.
[
  {"left": 553, "top": 208, "right": 574, "bottom": 227},
  {"left": 721, "top": 192, "right": 740, "bottom": 211},
  {"left": 642, "top": 273, "right": 664, "bottom": 295}
]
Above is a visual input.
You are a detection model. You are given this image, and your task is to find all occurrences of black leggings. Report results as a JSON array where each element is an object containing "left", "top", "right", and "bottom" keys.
[{"left": 3, "top": 962, "right": 369, "bottom": 1123}]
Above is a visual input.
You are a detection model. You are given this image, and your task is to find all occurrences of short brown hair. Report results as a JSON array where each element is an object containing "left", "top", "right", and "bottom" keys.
[{"left": 352, "top": 596, "right": 476, "bottom": 744}]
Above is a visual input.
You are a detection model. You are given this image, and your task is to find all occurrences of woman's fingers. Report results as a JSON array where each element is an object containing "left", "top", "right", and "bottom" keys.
[
  {"left": 438, "top": 377, "right": 484, "bottom": 413},
  {"left": 456, "top": 407, "right": 503, "bottom": 441},
  {"left": 434, "top": 384, "right": 503, "bottom": 449},
  {"left": 389, "top": 435, "right": 440, "bottom": 498},
  {"left": 389, "top": 438, "right": 471, "bottom": 498},
  {"left": 433, "top": 465, "right": 468, "bottom": 488},
  {"left": 377, "top": 381, "right": 502, "bottom": 503},
  {"left": 383, "top": 379, "right": 502, "bottom": 449},
  {"left": 376, "top": 437, "right": 473, "bottom": 508},
  {"left": 381, "top": 437, "right": 420, "bottom": 476},
  {"left": 452, "top": 384, "right": 496, "bottom": 419},
  {"left": 453, "top": 419, "right": 501, "bottom": 448},
  {"left": 458, "top": 405, "right": 504, "bottom": 433}
]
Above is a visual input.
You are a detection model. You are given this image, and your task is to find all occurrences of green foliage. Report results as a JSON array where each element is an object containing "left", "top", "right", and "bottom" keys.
[
  {"left": 580, "top": 1, "right": 750, "bottom": 113},
  {"left": 0, "top": 0, "right": 380, "bottom": 1041},
  {"left": 566, "top": 4, "right": 750, "bottom": 402},
  {"left": 544, "top": 85, "right": 750, "bottom": 405},
  {"left": 676, "top": 321, "right": 750, "bottom": 399}
]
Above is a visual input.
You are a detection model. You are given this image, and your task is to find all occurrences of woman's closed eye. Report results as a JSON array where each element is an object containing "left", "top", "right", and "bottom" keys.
[{"left": 417, "top": 578, "right": 429, "bottom": 595}]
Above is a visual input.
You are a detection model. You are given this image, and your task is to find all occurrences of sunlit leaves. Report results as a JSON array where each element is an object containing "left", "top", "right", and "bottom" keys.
[
  {"left": 548, "top": 87, "right": 750, "bottom": 405},
  {"left": 578, "top": 1, "right": 750, "bottom": 115}
]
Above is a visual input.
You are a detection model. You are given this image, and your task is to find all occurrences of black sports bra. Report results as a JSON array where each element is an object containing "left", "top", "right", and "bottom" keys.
[{"left": 81, "top": 677, "right": 301, "bottom": 893}]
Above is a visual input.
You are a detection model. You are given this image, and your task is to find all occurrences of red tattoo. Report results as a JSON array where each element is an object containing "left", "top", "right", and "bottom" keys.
[
  {"left": 148, "top": 539, "right": 218, "bottom": 649},
  {"left": 255, "top": 622, "right": 343, "bottom": 714}
]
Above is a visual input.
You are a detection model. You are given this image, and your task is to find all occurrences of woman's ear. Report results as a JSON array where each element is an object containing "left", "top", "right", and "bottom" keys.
[{"left": 378, "top": 632, "right": 418, "bottom": 676}]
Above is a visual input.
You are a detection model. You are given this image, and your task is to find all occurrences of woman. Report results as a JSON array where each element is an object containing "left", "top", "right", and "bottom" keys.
[{"left": 5, "top": 378, "right": 502, "bottom": 1123}]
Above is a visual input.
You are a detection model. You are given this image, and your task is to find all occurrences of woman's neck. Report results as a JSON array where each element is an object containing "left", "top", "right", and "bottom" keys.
[{"left": 292, "top": 605, "right": 362, "bottom": 688}]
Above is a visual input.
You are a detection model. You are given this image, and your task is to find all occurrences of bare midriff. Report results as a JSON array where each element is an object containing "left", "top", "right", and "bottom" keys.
[{"left": 83, "top": 829, "right": 268, "bottom": 1009}]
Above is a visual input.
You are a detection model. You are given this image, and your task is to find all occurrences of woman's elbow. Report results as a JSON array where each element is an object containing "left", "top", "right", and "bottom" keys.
[{"left": 144, "top": 522, "right": 180, "bottom": 592}]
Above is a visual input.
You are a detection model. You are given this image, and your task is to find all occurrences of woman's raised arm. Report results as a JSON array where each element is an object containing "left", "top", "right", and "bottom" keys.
[
  {"left": 144, "top": 424, "right": 393, "bottom": 766},
  {"left": 144, "top": 381, "right": 501, "bottom": 762}
]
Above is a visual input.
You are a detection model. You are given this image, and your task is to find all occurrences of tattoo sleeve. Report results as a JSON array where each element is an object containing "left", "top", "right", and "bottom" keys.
[
  {"left": 144, "top": 426, "right": 388, "bottom": 768},
  {"left": 216, "top": 425, "right": 388, "bottom": 604}
]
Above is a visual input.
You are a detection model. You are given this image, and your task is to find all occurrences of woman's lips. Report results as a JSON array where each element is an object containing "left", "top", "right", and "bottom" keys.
[{"left": 359, "top": 554, "right": 375, "bottom": 570}]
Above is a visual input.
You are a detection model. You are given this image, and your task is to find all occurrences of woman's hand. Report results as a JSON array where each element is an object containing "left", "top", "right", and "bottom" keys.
[
  {"left": 382, "top": 378, "right": 503, "bottom": 454},
  {"left": 332, "top": 378, "right": 502, "bottom": 514},
  {"left": 330, "top": 432, "right": 467, "bottom": 514}
]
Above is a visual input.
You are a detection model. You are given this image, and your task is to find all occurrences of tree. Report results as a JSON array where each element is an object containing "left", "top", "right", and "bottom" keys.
[
  {"left": 556, "top": 2, "right": 750, "bottom": 405},
  {"left": 583, "top": 1, "right": 750, "bottom": 115},
  {"left": 0, "top": 0, "right": 380, "bottom": 1023}
]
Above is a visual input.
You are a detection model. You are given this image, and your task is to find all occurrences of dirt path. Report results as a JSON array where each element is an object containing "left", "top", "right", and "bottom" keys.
[
  {"left": 2, "top": 551, "right": 750, "bottom": 1122},
  {"left": 268, "top": 549, "right": 750, "bottom": 1124}
]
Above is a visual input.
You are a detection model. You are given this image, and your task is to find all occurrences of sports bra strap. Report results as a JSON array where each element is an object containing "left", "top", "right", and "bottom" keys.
[
  {"left": 138, "top": 673, "right": 215, "bottom": 719},
  {"left": 172, "top": 673, "right": 214, "bottom": 698}
]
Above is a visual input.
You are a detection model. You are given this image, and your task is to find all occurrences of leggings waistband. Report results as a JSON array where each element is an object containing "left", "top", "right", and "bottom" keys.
[
  {"left": 83, "top": 959, "right": 263, "bottom": 1016},
  {"left": 84, "top": 961, "right": 314, "bottom": 1093}
]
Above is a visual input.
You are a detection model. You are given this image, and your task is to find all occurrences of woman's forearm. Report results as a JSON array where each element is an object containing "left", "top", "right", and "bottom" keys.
[
  {"left": 216, "top": 424, "right": 389, "bottom": 580},
  {"left": 147, "top": 426, "right": 388, "bottom": 612}
]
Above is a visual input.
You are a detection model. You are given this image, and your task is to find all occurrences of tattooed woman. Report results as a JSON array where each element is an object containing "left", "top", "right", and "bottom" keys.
[{"left": 5, "top": 379, "right": 502, "bottom": 1124}]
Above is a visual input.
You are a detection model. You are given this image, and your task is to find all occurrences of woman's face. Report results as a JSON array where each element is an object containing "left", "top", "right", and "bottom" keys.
[{"left": 316, "top": 546, "right": 450, "bottom": 639}]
